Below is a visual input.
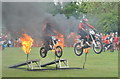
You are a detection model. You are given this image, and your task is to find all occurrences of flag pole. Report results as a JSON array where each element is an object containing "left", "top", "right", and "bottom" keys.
[{"left": 27, "top": 53, "right": 29, "bottom": 70}]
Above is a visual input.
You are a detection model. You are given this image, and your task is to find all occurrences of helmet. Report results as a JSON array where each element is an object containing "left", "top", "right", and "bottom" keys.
[{"left": 82, "top": 14, "right": 88, "bottom": 22}]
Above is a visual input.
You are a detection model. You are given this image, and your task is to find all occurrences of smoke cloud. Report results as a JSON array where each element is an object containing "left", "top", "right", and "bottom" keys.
[{"left": 2, "top": 2, "right": 80, "bottom": 41}]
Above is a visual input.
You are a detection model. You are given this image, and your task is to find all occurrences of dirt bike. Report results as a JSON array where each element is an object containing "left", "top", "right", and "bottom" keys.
[
  {"left": 74, "top": 29, "right": 103, "bottom": 56},
  {"left": 103, "top": 43, "right": 114, "bottom": 52},
  {"left": 40, "top": 36, "right": 63, "bottom": 58}
]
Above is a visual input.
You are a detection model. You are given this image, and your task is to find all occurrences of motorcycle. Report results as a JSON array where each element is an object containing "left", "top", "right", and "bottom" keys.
[
  {"left": 74, "top": 29, "right": 103, "bottom": 56},
  {"left": 103, "top": 42, "right": 114, "bottom": 52},
  {"left": 40, "top": 36, "right": 63, "bottom": 58}
]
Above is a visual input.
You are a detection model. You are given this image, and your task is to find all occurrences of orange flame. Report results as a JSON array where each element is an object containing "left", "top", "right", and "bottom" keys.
[
  {"left": 20, "top": 34, "right": 34, "bottom": 54},
  {"left": 55, "top": 32, "right": 64, "bottom": 49},
  {"left": 69, "top": 32, "right": 78, "bottom": 43}
]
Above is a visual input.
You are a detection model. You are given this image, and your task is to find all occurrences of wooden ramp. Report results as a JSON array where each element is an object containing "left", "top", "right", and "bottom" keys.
[
  {"left": 9, "top": 59, "right": 40, "bottom": 68},
  {"left": 9, "top": 59, "right": 69, "bottom": 69},
  {"left": 41, "top": 59, "right": 68, "bottom": 67}
]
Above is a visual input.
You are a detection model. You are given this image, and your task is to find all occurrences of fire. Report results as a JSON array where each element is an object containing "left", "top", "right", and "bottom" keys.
[
  {"left": 20, "top": 34, "right": 34, "bottom": 54},
  {"left": 52, "top": 32, "right": 64, "bottom": 53},
  {"left": 55, "top": 32, "right": 64, "bottom": 49},
  {"left": 69, "top": 32, "right": 78, "bottom": 43}
]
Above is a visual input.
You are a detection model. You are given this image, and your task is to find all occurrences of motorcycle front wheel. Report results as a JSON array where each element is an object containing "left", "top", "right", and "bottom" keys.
[
  {"left": 55, "top": 46, "right": 63, "bottom": 58},
  {"left": 93, "top": 40, "right": 103, "bottom": 54}
]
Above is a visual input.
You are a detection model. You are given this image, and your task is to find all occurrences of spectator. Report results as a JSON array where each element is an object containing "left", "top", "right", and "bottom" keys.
[{"left": 113, "top": 34, "right": 119, "bottom": 50}]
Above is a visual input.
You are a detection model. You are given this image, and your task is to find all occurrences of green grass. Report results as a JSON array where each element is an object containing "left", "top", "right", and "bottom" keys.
[
  {"left": 0, "top": 50, "right": 2, "bottom": 78},
  {"left": 2, "top": 47, "right": 118, "bottom": 77}
]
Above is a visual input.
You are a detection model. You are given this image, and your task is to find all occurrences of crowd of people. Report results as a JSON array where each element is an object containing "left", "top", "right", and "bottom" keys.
[
  {"left": 0, "top": 31, "right": 120, "bottom": 51},
  {"left": 0, "top": 33, "right": 14, "bottom": 50},
  {"left": 0, "top": 33, "right": 49, "bottom": 50},
  {"left": 101, "top": 32, "right": 120, "bottom": 50}
]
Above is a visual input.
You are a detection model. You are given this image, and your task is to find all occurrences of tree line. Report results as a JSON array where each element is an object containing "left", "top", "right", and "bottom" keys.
[{"left": 51, "top": 2, "right": 119, "bottom": 34}]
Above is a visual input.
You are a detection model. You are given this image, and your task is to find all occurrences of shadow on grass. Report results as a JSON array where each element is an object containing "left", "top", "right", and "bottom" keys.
[{"left": 9, "top": 66, "right": 84, "bottom": 71}]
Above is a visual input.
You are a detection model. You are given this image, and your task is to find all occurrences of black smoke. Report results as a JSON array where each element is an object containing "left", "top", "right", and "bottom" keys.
[{"left": 2, "top": 2, "right": 80, "bottom": 41}]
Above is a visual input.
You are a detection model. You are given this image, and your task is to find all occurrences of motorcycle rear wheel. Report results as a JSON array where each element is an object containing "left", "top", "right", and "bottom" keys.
[
  {"left": 40, "top": 47, "right": 47, "bottom": 58},
  {"left": 74, "top": 43, "right": 83, "bottom": 56}
]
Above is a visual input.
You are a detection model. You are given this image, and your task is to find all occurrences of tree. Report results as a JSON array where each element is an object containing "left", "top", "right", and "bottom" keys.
[{"left": 52, "top": 2, "right": 118, "bottom": 33}]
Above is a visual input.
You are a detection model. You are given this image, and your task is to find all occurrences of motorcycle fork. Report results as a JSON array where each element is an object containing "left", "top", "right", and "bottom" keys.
[{"left": 90, "top": 34, "right": 97, "bottom": 47}]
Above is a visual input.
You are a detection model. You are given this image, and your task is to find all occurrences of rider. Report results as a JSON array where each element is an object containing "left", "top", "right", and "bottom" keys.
[
  {"left": 78, "top": 16, "right": 96, "bottom": 47},
  {"left": 42, "top": 22, "right": 58, "bottom": 51}
]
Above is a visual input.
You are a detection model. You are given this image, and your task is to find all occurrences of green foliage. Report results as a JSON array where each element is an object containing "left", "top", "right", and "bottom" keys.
[
  {"left": 60, "top": 2, "right": 87, "bottom": 19},
  {"left": 52, "top": 2, "right": 118, "bottom": 33},
  {"left": 88, "top": 2, "right": 118, "bottom": 33}
]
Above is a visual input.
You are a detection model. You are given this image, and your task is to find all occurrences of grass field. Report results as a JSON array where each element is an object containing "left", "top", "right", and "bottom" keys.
[
  {"left": 0, "top": 50, "right": 2, "bottom": 78},
  {"left": 2, "top": 47, "right": 118, "bottom": 77}
]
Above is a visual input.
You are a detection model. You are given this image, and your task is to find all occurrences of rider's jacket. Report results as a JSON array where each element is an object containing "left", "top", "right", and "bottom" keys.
[{"left": 78, "top": 22, "right": 95, "bottom": 30}]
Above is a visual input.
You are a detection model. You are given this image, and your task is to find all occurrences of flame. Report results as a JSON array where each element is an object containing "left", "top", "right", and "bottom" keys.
[
  {"left": 20, "top": 34, "right": 34, "bottom": 54},
  {"left": 55, "top": 32, "right": 64, "bottom": 49},
  {"left": 69, "top": 32, "right": 77, "bottom": 43},
  {"left": 52, "top": 32, "right": 64, "bottom": 53}
]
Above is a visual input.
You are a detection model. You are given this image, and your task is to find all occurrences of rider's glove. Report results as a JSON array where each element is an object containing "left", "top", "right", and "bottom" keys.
[
  {"left": 93, "top": 28, "right": 97, "bottom": 33},
  {"left": 58, "top": 40, "right": 61, "bottom": 42}
]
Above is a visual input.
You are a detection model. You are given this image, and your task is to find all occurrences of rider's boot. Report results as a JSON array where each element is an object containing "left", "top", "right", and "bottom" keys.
[
  {"left": 86, "top": 41, "right": 91, "bottom": 47},
  {"left": 45, "top": 45, "right": 51, "bottom": 51},
  {"left": 105, "top": 47, "right": 107, "bottom": 50},
  {"left": 49, "top": 45, "right": 52, "bottom": 49},
  {"left": 81, "top": 39, "right": 84, "bottom": 47}
]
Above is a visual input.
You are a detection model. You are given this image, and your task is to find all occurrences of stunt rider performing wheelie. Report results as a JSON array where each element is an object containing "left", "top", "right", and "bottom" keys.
[
  {"left": 74, "top": 15, "right": 103, "bottom": 56},
  {"left": 78, "top": 16, "right": 96, "bottom": 48}
]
